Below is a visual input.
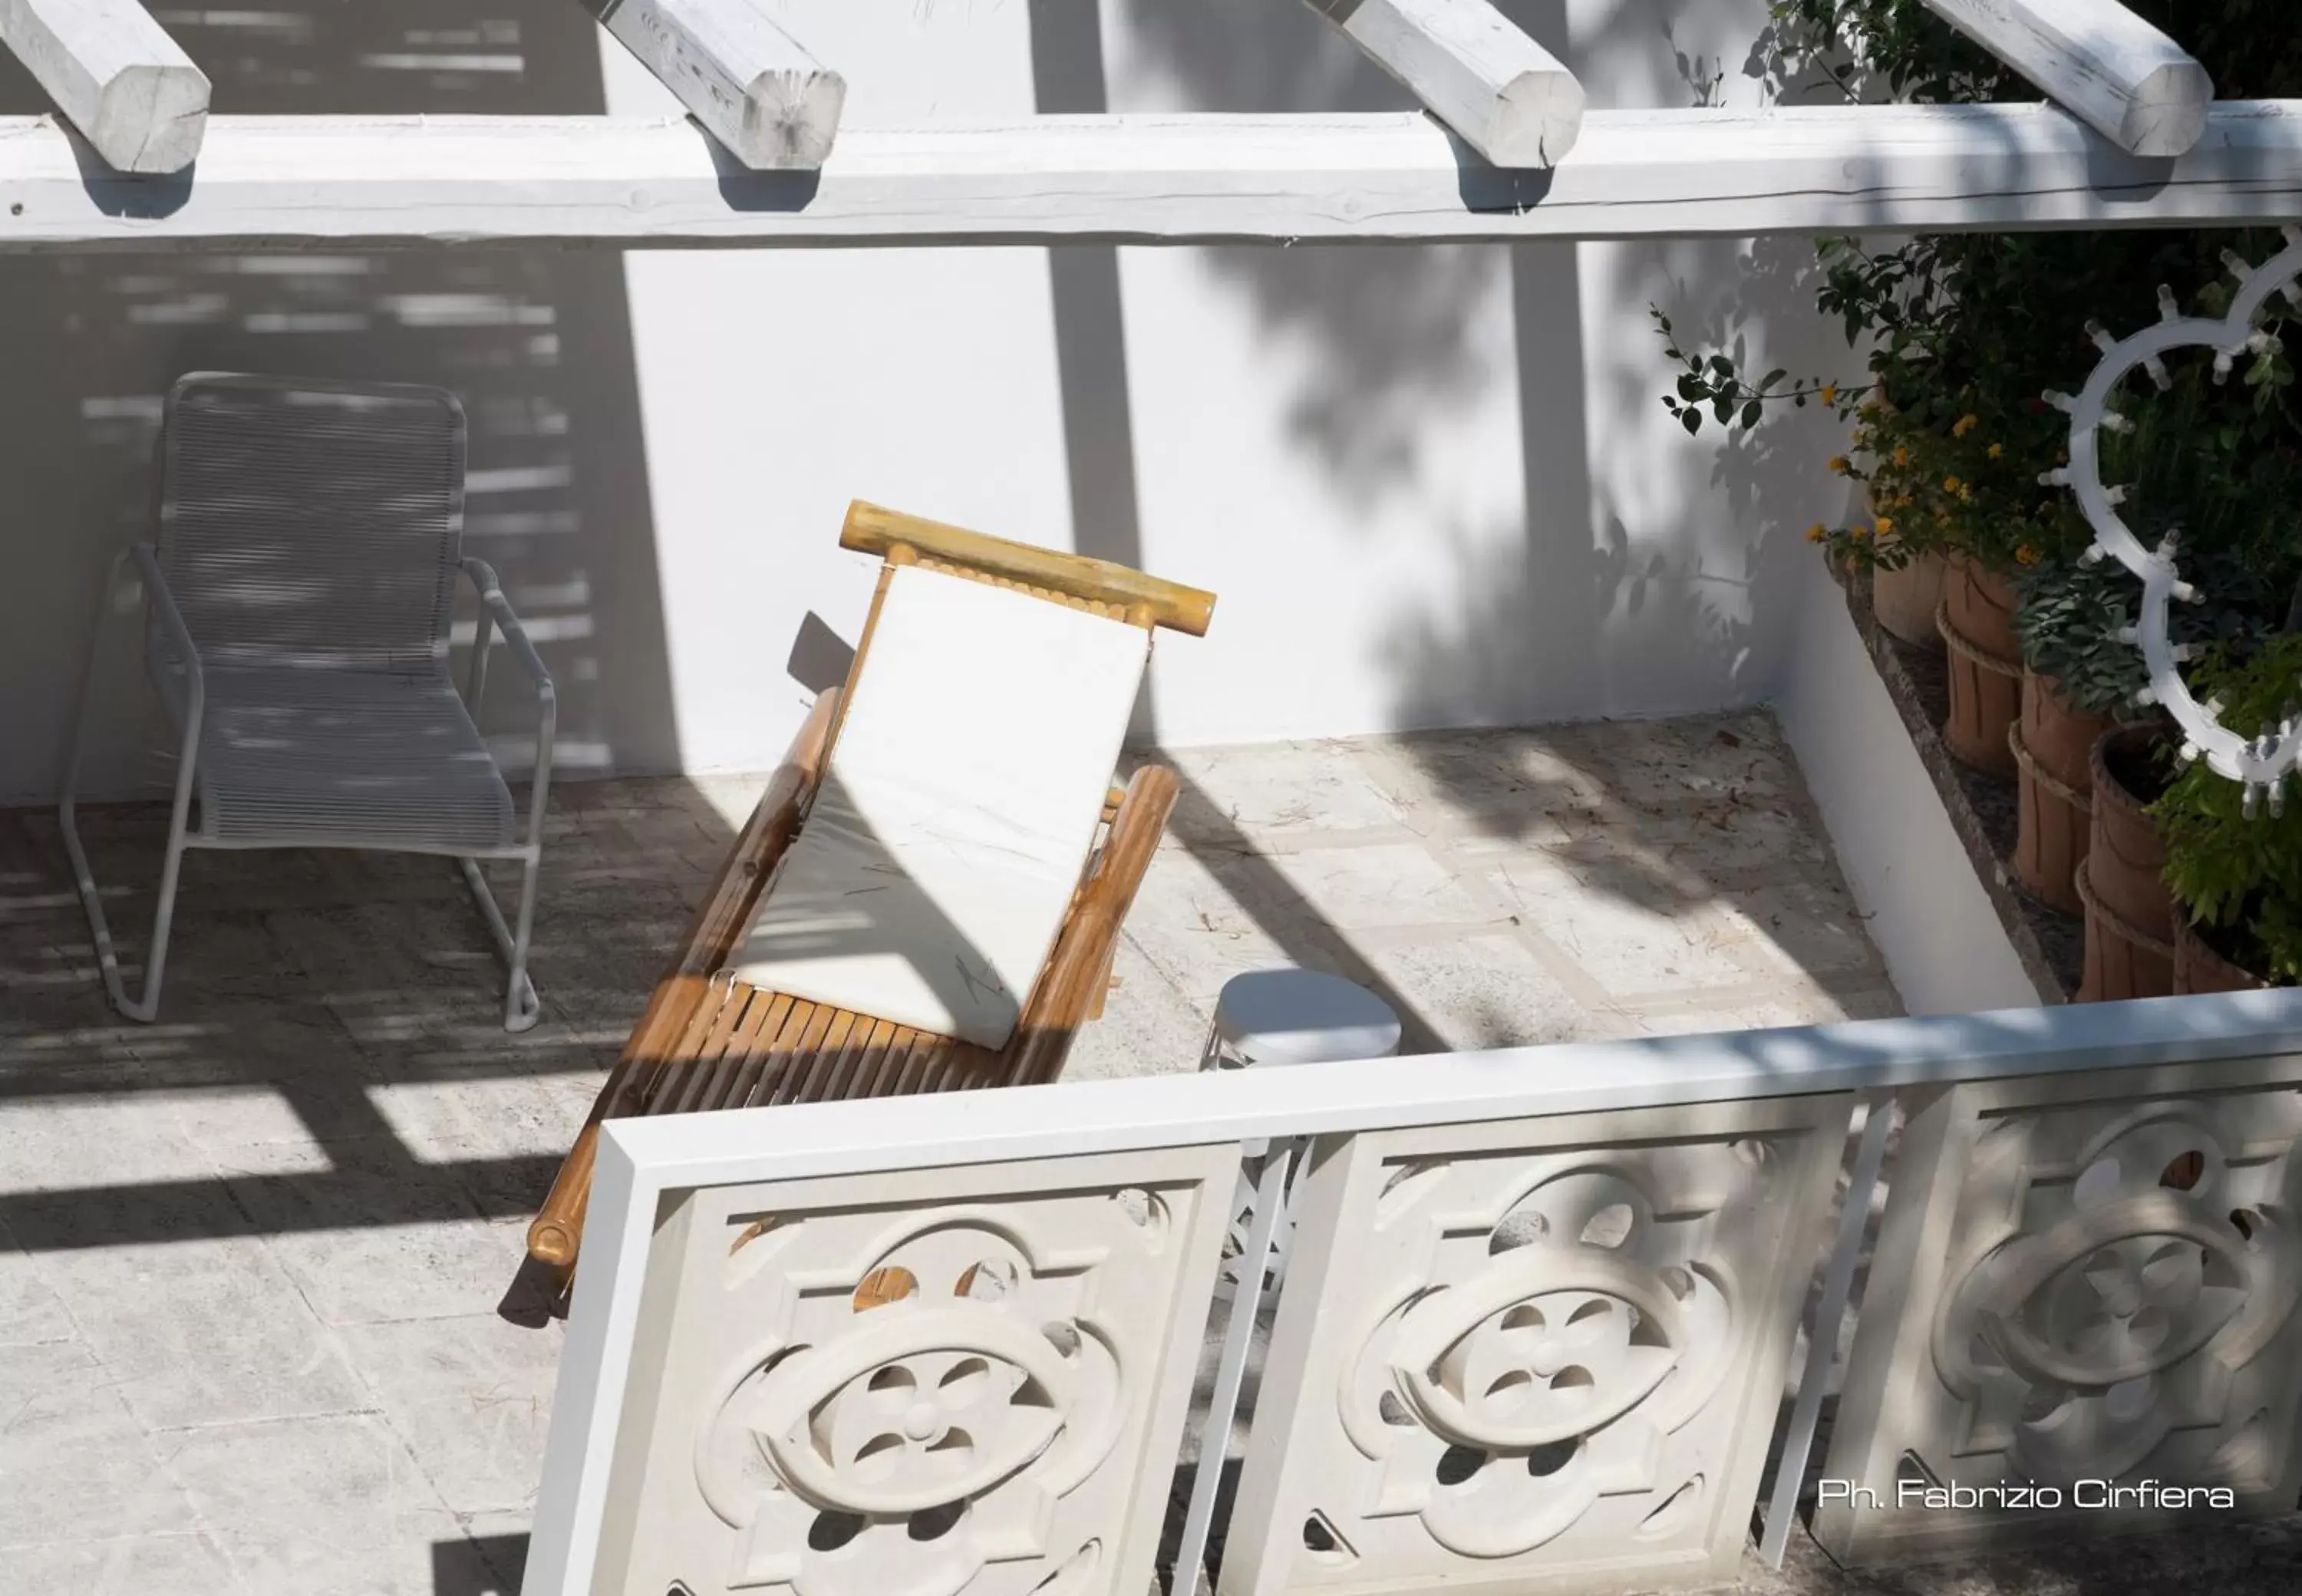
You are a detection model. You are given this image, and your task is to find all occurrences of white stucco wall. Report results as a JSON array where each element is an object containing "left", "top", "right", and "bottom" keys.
[
  {"left": 0, "top": 0, "right": 1850, "bottom": 801},
  {"left": 606, "top": 0, "right": 1847, "bottom": 767},
  {"left": 1775, "top": 557, "right": 2039, "bottom": 1014}
]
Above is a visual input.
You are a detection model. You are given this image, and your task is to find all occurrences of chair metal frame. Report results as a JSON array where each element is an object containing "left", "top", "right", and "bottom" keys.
[{"left": 57, "top": 378, "right": 557, "bottom": 1033}]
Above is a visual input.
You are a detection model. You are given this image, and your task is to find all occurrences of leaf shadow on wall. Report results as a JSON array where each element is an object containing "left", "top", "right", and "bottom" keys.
[{"left": 1048, "top": 2, "right": 1864, "bottom": 988}]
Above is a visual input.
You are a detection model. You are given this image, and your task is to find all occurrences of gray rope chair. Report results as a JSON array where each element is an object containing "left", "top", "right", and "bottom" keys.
[{"left": 59, "top": 374, "right": 556, "bottom": 1031}]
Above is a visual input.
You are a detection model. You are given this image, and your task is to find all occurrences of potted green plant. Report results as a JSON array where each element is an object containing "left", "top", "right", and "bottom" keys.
[
  {"left": 2046, "top": 306, "right": 2301, "bottom": 994},
  {"left": 2157, "top": 637, "right": 2302, "bottom": 991},
  {"left": 2020, "top": 540, "right": 2284, "bottom": 961},
  {"left": 2008, "top": 556, "right": 2132, "bottom": 915},
  {"left": 2010, "top": 358, "right": 2302, "bottom": 925}
]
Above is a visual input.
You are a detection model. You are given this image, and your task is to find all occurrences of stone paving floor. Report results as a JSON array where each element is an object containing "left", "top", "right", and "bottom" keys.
[{"left": 0, "top": 709, "right": 1913, "bottom": 1594}]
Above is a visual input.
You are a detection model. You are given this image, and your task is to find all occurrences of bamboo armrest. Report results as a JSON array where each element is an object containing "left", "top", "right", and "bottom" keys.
[
  {"left": 1007, "top": 763, "right": 1177, "bottom": 1087},
  {"left": 525, "top": 689, "right": 839, "bottom": 1268}
]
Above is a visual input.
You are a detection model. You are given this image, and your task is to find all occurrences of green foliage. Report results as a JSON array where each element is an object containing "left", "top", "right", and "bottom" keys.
[
  {"left": 2013, "top": 556, "right": 2145, "bottom": 717},
  {"left": 1651, "top": 0, "right": 2302, "bottom": 581},
  {"left": 2155, "top": 638, "right": 2302, "bottom": 985},
  {"left": 2099, "top": 320, "right": 2302, "bottom": 579},
  {"left": 2014, "top": 542, "right": 2289, "bottom": 718},
  {"left": 2013, "top": 351, "right": 2302, "bottom": 714}
]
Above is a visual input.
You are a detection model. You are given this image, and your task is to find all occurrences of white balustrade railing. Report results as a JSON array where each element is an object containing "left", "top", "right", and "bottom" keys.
[{"left": 526, "top": 991, "right": 2302, "bottom": 1596}]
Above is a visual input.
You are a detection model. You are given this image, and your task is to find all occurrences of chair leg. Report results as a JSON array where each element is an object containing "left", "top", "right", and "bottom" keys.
[
  {"left": 58, "top": 550, "right": 199, "bottom": 1024},
  {"left": 459, "top": 853, "right": 543, "bottom": 1033},
  {"left": 60, "top": 806, "right": 191, "bottom": 1024}
]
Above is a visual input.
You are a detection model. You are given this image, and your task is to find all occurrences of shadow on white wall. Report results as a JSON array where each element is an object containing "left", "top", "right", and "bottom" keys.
[{"left": 0, "top": 2, "right": 672, "bottom": 803}]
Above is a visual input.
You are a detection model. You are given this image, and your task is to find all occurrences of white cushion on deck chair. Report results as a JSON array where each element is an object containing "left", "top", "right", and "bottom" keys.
[{"left": 726, "top": 563, "right": 1150, "bottom": 1050}]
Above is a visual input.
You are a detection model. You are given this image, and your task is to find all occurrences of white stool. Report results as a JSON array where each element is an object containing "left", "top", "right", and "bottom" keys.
[
  {"left": 1200, "top": 968, "right": 1403, "bottom": 1071},
  {"left": 1203, "top": 970, "right": 1402, "bottom": 1301}
]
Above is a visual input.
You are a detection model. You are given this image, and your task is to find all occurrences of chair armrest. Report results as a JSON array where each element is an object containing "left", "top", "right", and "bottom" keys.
[
  {"left": 130, "top": 543, "right": 203, "bottom": 704},
  {"left": 460, "top": 558, "right": 556, "bottom": 701},
  {"left": 1008, "top": 762, "right": 1178, "bottom": 1086}
]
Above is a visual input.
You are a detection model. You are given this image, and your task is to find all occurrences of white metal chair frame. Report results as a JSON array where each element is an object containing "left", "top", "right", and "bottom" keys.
[{"left": 57, "top": 379, "right": 556, "bottom": 1033}]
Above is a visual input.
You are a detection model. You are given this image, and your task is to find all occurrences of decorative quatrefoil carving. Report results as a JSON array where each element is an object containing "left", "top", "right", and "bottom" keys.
[
  {"left": 2051, "top": 226, "right": 2302, "bottom": 813},
  {"left": 1338, "top": 1163, "right": 1745, "bottom": 1558},
  {"left": 1931, "top": 1107, "right": 2301, "bottom": 1488},
  {"left": 694, "top": 1214, "right": 1132, "bottom": 1596}
]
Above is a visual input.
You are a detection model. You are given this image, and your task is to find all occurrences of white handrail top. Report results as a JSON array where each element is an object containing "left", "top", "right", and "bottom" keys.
[{"left": 602, "top": 990, "right": 2302, "bottom": 1189}]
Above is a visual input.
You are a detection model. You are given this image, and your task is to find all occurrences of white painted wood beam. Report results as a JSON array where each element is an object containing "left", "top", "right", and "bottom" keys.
[
  {"left": 1304, "top": 0, "right": 1583, "bottom": 167},
  {"left": 586, "top": 0, "right": 843, "bottom": 170},
  {"left": 1919, "top": 0, "right": 2211, "bottom": 157},
  {"left": 0, "top": 0, "right": 207, "bottom": 172},
  {"left": 0, "top": 103, "right": 2297, "bottom": 251}
]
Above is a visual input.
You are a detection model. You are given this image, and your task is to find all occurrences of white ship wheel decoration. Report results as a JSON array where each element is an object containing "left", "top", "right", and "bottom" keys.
[{"left": 2046, "top": 223, "right": 2302, "bottom": 816}]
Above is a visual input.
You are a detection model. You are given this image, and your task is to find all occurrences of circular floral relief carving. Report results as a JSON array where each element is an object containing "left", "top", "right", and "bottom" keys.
[
  {"left": 691, "top": 1217, "right": 1130, "bottom": 1596},
  {"left": 1337, "top": 1165, "right": 1739, "bottom": 1559},
  {"left": 1931, "top": 1115, "right": 2297, "bottom": 1486}
]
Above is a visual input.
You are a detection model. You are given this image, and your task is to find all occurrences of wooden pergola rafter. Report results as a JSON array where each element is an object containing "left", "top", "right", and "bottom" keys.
[
  {"left": 0, "top": 0, "right": 2287, "bottom": 249},
  {"left": 0, "top": 0, "right": 206, "bottom": 173}
]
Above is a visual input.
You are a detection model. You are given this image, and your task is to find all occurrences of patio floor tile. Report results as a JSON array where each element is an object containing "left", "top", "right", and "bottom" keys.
[
  {"left": 157, "top": 1412, "right": 467, "bottom": 1596},
  {"left": 233, "top": 1166, "right": 525, "bottom": 1328},
  {"left": 338, "top": 1314, "right": 563, "bottom": 1517},
  {"left": 0, "top": 1534, "right": 241, "bottom": 1594},
  {"left": 25, "top": 1222, "right": 372, "bottom": 1431},
  {"left": 1357, "top": 931, "right": 1588, "bottom": 1051},
  {"left": 0, "top": 1342, "right": 199, "bottom": 1548}
]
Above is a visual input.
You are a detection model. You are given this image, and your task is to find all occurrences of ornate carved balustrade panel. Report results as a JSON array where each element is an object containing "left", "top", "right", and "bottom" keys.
[
  {"left": 1219, "top": 1094, "right": 1849, "bottom": 1596},
  {"left": 589, "top": 1145, "right": 1238, "bottom": 1596},
  {"left": 1814, "top": 1056, "right": 2302, "bottom": 1563}
]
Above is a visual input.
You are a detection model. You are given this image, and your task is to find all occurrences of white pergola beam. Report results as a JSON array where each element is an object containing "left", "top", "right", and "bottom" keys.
[
  {"left": 0, "top": 103, "right": 2297, "bottom": 251},
  {"left": 588, "top": 0, "right": 843, "bottom": 170},
  {"left": 1919, "top": 0, "right": 2211, "bottom": 157},
  {"left": 0, "top": 0, "right": 207, "bottom": 172},
  {"left": 1305, "top": 0, "right": 1581, "bottom": 167}
]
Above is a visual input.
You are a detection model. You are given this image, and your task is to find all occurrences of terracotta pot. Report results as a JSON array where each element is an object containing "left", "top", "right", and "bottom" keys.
[
  {"left": 2174, "top": 918, "right": 2271, "bottom": 994},
  {"left": 2076, "top": 861, "right": 2174, "bottom": 1002},
  {"left": 1873, "top": 550, "right": 1949, "bottom": 652},
  {"left": 1944, "top": 553, "right": 2020, "bottom": 662},
  {"left": 2087, "top": 727, "right": 2174, "bottom": 940},
  {"left": 2020, "top": 673, "right": 2109, "bottom": 793},
  {"left": 2074, "top": 727, "right": 2175, "bottom": 1003},
  {"left": 2009, "top": 674, "right": 2109, "bottom": 915},
  {"left": 1938, "top": 597, "right": 2021, "bottom": 777}
]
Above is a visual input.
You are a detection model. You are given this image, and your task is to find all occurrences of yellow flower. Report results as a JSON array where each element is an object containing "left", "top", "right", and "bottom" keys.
[
  {"left": 1827, "top": 455, "right": 1852, "bottom": 475},
  {"left": 1941, "top": 475, "right": 1962, "bottom": 494},
  {"left": 2015, "top": 544, "right": 2040, "bottom": 566},
  {"left": 1820, "top": 384, "right": 1839, "bottom": 406},
  {"left": 1873, "top": 514, "right": 1895, "bottom": 535},
  {"left": 1987, "top": 442, "right": 2004, "bottom": 460},
  {"left": 1953, "top": 413, "right": 1980, "bottom": 437},
  {"left": 1805, "top": 523, "right": 1827, "bottom": 543},
  {"left": 1851, "top": 524, "right": 1872, "bottom": 541},
  {"left": 1892, "top": 445, "right": 1911, "bottom": 467},
  {"left": 1958, "top": 483, "right": 1974, "bottom": 502}
]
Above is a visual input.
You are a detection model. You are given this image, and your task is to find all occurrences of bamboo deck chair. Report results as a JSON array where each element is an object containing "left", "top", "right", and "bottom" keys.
[{"left": 527, "top": 501, "right": 1214, "bottom": 1271}]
